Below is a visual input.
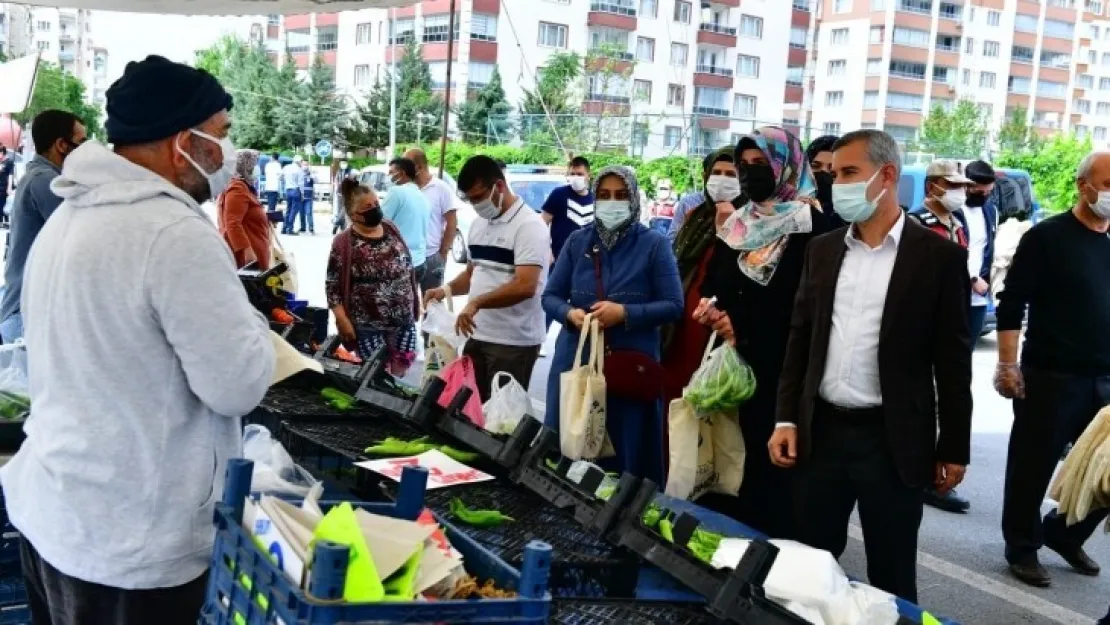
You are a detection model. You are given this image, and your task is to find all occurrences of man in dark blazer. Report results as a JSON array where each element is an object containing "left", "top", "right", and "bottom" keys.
[{"left": 769, "top": 129, "right": 973, "bottom": 602}]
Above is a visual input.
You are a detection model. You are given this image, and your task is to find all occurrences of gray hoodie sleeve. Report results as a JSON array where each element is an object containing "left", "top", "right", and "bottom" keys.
[{"left": 146, "top": 215, "right": 275, "bottom": 416}]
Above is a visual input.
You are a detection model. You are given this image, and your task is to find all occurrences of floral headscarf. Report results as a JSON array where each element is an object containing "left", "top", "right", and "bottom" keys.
[
  {"left": 718, "top": 126, "right": 816, "bottom": 286},
  {"left": 235, "top": 149, "right": 260, "bottom": 181},
  {"left": 592, "top": 165, "right": 642, "bottom": 249}
]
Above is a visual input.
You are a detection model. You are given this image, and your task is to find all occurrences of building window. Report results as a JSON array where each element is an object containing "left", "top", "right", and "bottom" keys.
[
  {"left": 825, "top": 91, "right": 844, "bottom": 107},
  {"left": 674, "top": 0, "right": 691, "bottom": 22},
  {"left": 1091, "top": 50, "right": 1099, "bottom": 64},
  {"left": 834, "top": 0, "right": 852, "bottom": 12},
  {"left": 1077, "top": 125, "right": 1089, "bottom": 138},
  {"left": 1037, "top": 81, "right": 1067, "bottom": 98},
  {"left": 790, "top": 27, "right": 807, "bottom": 48},
  {"left": 640, "top": 0, "right": 658, "bottom": 18},
  {"left": 938, "top": 2, "right": 961, "bottom": 19},
  {"left": 887, "top": 91, "right": 924, "bottom": 111},
  {"left": 1097, "top": 127, "right": 1108, "bottom": 141},
  {"left": 892, "top": 27, "right": 929, "bottom": 48},
  {"left": 1100, "top": 77, "right": 1110, "bottom": 90},
  {"left": 886, "top": 125, "right": 917, "bottom": 144},
  {"left": 828, "top": 59, "right": 847, "bottom": 76},
  {"left": 317, "top": 26, "right": 339, "bottom": 51},
  {"left": 739, "top": 15, "right": 763, "bottom": 38},
  {"left": 667, "top": 84, "right": 685, "bottom": 106},
  {"left": 1014, "top": 14, "right": 1038, "bottom": 33},
  {"left": 354, "top": 64, "right": 371, "bottom": 87},
  {"left": 664, "top": 126, "right": 682, "bottom": 148},
  {"left": 267, "top": 14, "right": 280, "bottom": 25},
  {"left": 634, "top": 79, "right": 652, "bottom": 102},
  {"left": 1011, "top": 45, "right": 1034, "bottom": 63},
  {"left": 871, "top": 0, "right": 885, "bottom": 9},
  {"left": 1102, "top": 52, "right": 1110, "bottom": 67},
  {"left": 863, "top": 91, "right": 878, "bottom": 109},
  {"left": 356, "top": 22, "right": 372, "bottom": 45},
  {"left": 830, "top": 28, "right": 849, "bottom": 45},
  {"left": 286, "top": 28, "right": 310, "bottom": 53},
  {"left": 786, "top": 65, "right": 803, "bottom": 85},
  {"left": 469, "top": 62, "right": 495, "bottom": 87},
  {"left": 734, "top": 94, "right": 756, "bottom": 117},
  {"left": 36, "top": 41, "right": 49, "bottom": 51},
  {"left": 979, "top": 71, "right": 996, "bottom": 88},
  {"left": 389, "top": 18, "right": 415, "bottom": 44},
  {"left": 1080, "top": 74, "right": 1095, "bottom": 89},
  {"left": 987, "top": 10, "right": 1000, "bottom": 26},
  {"left": 823, "top": 122, "right": 842, "bottom": 135},
  {"left": 537, "top": 22, "right": 568, "bottom": 48},
  {"left": 964, "top": 37, "right": 974, "bottom": 54},
  {"left": 866, "top": 58, "right": 882, "bottom": 74},
  {"left": 962, "top": 69, "right": 970, "bottom": 86},
  {"left": 899, "top": 0, "right": 930, "bottom": 14},
  {"left": 936, "top": 34, "right": 959, "bottom": 52},
  {"left": 37, "top": 20, "right": 50, "bottom": 31},
  {"left": 636, "top": 36, "right": 655, "bottom": 62},
  {"left": 471, "top": 14, "right": 498, "bottom": 41},
  {"left": 737, "top": 54, "right": 760, "bottom": 78},
  {"left": 1043, "top": 19, "right": 1074, "bottom": 39},
  {"left": 1093, "top": 24, "right": 1102, "bottom": 39},
  {"left": 423, "top": 14, "right": 460, "bottom": 43},
  {"left": 1008, "top": 76, "right": 1031, "bottom": 94},
  {"left": 1042, "top": 51, "right": 1071, "bottom": 68},
  {"left": 1096, "top": 102, "right": 1109, "bottom": 116},
  {"left": 889, "top": 60, "right": 927, "bottom": 80},
  {"left": 983, "top": 40, "right": 999, "bottom": 57},
  {"left": 670, "top": 43, "right": 688, "bottom": 66}
]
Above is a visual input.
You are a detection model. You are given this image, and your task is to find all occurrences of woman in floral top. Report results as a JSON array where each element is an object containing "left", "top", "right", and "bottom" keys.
[{"left": 327, "top": 179, "right": 420, "bottom": 376}]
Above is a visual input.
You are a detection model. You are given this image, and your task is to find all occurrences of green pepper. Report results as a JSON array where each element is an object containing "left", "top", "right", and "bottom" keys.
[
  {"left": 658, "top": 518, "right": 675, "bottom": 543},
  {"left": 439, "top": 445, "right": 480, "bottom": 463},
  {"left": 321, "top": 387, "right": 356, "bottom": 411},
  {"left": 449, "top": 497, "right": 514, "bottom": 527},
  {"left": 686, "top": 528, "right": 723, "bottom": 564},
  {"left": 365, "top": 436, "right": 433, "bottom": 456},
  {"left": 641, "top": 504, "right": 661, "bottom": 528}
]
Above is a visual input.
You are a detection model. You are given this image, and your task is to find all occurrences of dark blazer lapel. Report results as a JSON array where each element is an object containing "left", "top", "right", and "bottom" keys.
[
  {"left": 815, "top": 234, "right": 849, "bottom": 357},
  {"left": 880, "top": 220, "right": 923, "bottom": 341}
]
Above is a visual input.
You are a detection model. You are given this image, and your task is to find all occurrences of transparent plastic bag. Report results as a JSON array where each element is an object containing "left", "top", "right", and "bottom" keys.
[
  {"left": 243, "top": 424, "right": 320, "bottom": 497},
  {"left": 423, "top": 300, "right": 466, "bottom": 350},
  {"left": 683, "top": 335, "right": 757, "bottom": 413},
  {"left": 482, "top": 372, "right": 531, "bottom": 435},
  {"left": 0, "top": 341, "right": 30, "bottom": 421}
]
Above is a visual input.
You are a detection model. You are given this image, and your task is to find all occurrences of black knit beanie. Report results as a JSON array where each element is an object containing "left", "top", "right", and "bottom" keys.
[{"left": 105, "top": 55, "right": 234, "bottom": 146}]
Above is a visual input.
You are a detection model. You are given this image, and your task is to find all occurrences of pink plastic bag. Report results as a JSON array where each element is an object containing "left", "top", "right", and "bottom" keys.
[{"left": 436, "top": 356, "right": 485, "bottom": 428}]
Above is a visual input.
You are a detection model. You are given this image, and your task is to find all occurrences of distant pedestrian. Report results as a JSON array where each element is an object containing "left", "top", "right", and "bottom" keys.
[
  {"left": 281, "top": 155, "right": 304, "bottom": 234},
  {"left": 0, "top": 146, "right": 15, "bottom": 228},
  {"left": 263, "top": 151, "right": 281, "bottom": 213},
  {"left": 961, "top": 160, "right": 1000, "bottom": 341},
  {"left": 805, "top": 134, "right": 840, "bottom": 226},
  {"left": 382, "top": 157, "right": 429, "bottom": 284},
  {"left": 541, "top": 156, "right": 595, "bottom": 264},
  {"left": 217, "top": 149, "right": 270, "bottom": 270},
  {"left": 333, "top": 159, "right": 354, "bottom": 235},
  {"left": 403, "top": 148, "right": 456, "bottom": 292},
  {"left": 301, "top": 161, "right": 316, "bottom": 235}
]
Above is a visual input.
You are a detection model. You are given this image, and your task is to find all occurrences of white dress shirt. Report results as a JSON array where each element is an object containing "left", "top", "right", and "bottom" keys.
[
  {"left": 817, "top": 210, "right": 906, "bottom": 408},
  {"left": 963, "top": 204, "right": 989, "bottom": 307}
]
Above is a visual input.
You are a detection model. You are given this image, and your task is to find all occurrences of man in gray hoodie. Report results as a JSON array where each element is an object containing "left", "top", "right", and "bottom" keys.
[{"left": 0, "top": 56, "right": 274, "bottom": 625}]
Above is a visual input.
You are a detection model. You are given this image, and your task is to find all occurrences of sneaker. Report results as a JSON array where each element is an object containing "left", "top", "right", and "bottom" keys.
[{"left": 923, "top": 488, "right": 970, "bottom": 513}]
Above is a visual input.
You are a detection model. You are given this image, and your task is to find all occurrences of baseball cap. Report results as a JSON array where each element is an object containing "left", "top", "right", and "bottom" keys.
[
  {"left": 964, "top": 160, "right": 997, "bottom": 184},
  {"left": 925, "top": 159, "right": 973, "bottom": 184}
]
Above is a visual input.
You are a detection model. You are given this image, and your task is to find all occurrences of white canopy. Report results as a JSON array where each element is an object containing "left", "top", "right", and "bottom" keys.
[
  {"left": 0, "top": 54, "right": 40, "bottom": 115},
  {"left": 14, "top": 0, "right": 415, "bottom": 16}
]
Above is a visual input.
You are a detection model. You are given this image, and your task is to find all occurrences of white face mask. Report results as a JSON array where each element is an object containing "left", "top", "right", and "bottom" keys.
[
  {"left": 1090, "top": 188, "right": 1110, "bottom": 219},
  {"left": 567, "top": 175, "right": 589, "bottom": 193},
  {"left": 705, "top": 174, "right": 742, "bottom": 203},
  {"left": 595, "top": 200, "right": 632, "bottom": 228},
  {"left": 472, "top": 186, "right": 504, "bottom": 220},
  {"left": 935, "top": 185, "right": 967, "bottom": 212},
  {"left": 657, "top": 187, "right": 672, "bottom": 200},
  {"left": 831, "top": 170, "right": 886, "bottom": 224},
  {"left": 340, "top": 161, "right": 348, "bottom": 169},
  {"left": 176, "top": 129, "right": 235, "bottom": 200}
]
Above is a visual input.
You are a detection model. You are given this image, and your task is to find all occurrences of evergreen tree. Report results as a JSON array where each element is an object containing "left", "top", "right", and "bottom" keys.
[
  {"left": 394, "top": 38, "right": 442, "bottom": 143},
  {"left": 16, "top": 62, "right": 102, "bottom": 137},
  {"left": 345, "top": 75, "right": 391, "bottom": 150},
  {"left": 456, "top": 67, "right": 511, "bottom": 143},
  {"left": 194, "top": 36, "right": 279, "bottom": 149},
  {"left": 270, "top": 50, "right": 308, "bottom": 151},
  {"left": 302, "top": 55, "right": 348, "bottom": 148}
]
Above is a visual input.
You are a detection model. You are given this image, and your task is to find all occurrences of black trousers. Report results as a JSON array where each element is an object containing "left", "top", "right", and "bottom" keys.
[
  {"left": 793, "top": 400, "right": 924, "bottom": 603},
  {"left": 462, "top": 338, "right": 540, "bottom": 403},
  {"left": 20, "top": 538, "right": 208, "bottom": 625},
  {"left": 1002, "top": 366, "right": 1110, "bottom": 564}
]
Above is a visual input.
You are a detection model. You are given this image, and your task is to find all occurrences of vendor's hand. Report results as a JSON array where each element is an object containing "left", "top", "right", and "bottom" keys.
[
  {"left": 423, "top": 287, "right": 446, "bottom": 309},
  {"left": 934, "top": 462, "right": 966, "bottom": 496},
  {"left": 993, "top": 362, "right": 1025, "bottom": 399},
  {"left": 589, "top": 301, "right": 627, "bottom": 329},
  {"left": 768, "top": 426, "right": 797, "bottom": 468},
  {"left": 336, "top": 316, "right": 357, "bottom": 345},
  {"left": 456, "top": 301, "right": 479, "bottom": 337},
  {"left": 972, "top": 277, "right": 989, "bottom": 296},
  {"left": 566, "top": 308, "right": 587, "bottom": 330}
]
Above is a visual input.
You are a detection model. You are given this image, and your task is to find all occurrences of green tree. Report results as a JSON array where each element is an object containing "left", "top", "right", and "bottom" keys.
[
  {"left": 394, "top": 38, "right": 443, "bottom": 144},
  {"left": 16, "top": 62, "right": 102, "bottom": 138},
  {"left": 455, "top": 67, "right": 511, "bottom": 143},
  {"left": 998, "top": 132, "right": 1090, "bottom": 213},
  {"left": 193, "top": 35, "right": 280, "bottom": 149},
  {"left": 301, "top": 55, "right": 348, "bottom": 147},
  {"left": 519, "top": 51, "right": 581, "bottom": 153},
  {"left": 915, "top": 98, "right": 987, "bottom": 159},
  {"left": 345, "top": 75, "right": 391, "bottom": 150},
  {"left": 269, "top": 50, "right": 308, "bottom": 151},
  {"left": 580, "top": 43, "right": 636, "bottom": 152},
  {"left": 997, "top": 106, "right": 1039, "bottom": 154}
]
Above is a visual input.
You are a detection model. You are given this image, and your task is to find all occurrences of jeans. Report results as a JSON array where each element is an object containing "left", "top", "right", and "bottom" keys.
[
  {"left": 968, "top": 305, "right": 987, "bottom": 346},
  {"left": 265, "top": 190, "right": 279, "bottom": 212},
  {"left": 302, "top": 194, "right": 315, "bottom": 233},
  {"left": 282, "top": 189, "right": 302, "bottom": 234},
  {"left": 0, "top": 312, "right": 23, "bottom": 343}
]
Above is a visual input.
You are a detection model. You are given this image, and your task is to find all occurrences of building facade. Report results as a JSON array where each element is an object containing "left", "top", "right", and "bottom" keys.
[
  {"left": 0, "top": 5, "right": 102, "bottom": 105},
  {"left": 258, "top": 0, "right": 811, "bottom": 159}
]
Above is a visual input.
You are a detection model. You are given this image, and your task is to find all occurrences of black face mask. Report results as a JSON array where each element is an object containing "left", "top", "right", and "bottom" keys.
[
  {"left": 358, "top": 206, "right": 384, "bottom": 227},
  {"left": 813, "top": 170, "right": 834, "bottom": 211},
  {"left": 965, "top": 192, "right": 987, "bottom": 208},
  {"left": 742, "top": 164, "right": 777, "bottom": 203}
]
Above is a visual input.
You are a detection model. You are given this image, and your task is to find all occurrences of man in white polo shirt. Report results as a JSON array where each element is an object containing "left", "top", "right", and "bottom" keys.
[{"left": 423, "top": 155, "right": 549, "bottom": 401}]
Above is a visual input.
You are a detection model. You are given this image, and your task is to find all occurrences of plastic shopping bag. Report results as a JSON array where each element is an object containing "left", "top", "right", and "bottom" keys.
[
  {"left": 243, "top": 424, "right": 320, "bottom": 497},
  {"left": 0, "top": 341, "right": 29, "bottom": 421},
  {"left": 423, "top": 300, "right": 466, "bottom": 350},
  {"left": 559, "top": 317, "right": 613, "bottom": 460},
  {"left": 482, "top": 372, "right": 531, "bottom": 435},
  {"left": 436, "top": 356, "right": 485, "bottom": 428},
  {"left": 684, "top": 333, "right": 757, "bottom": 412}
]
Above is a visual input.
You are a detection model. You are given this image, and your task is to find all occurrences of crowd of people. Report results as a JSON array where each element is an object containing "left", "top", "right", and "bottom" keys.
[{"left": 0, "top": 54, "right": 1107, "bottom": 624}]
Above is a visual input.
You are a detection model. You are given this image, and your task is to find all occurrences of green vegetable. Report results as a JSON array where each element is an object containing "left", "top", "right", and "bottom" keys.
[
  {"left": 682, "top": 345, "right": 757, "bottom": 412},
  {"left": 658, "top": 518, "right": 675, "bottom": 542},
  {"left": 449, "top": 497, "right": 515, "bottom": 527},
  {"left": 364, "top": 437, "right": 479, "bottom": 462},
  {"left": 687, "top": 528, "right": 724, "bottom": 564},
  {"left": 641, "top": 504, "right": 662, "bottom": 528},
  {"left": 544, "top": 458, "right": 559, "bottom": 471},
  {"left": 0, "top": 390, "right": 29, "bottom": 421},
  {"left": 439, "top": 445, "right": 480, "bottom": 463},
  {"left": 321, "top": 387, "right": 356, "bottom": 411}
]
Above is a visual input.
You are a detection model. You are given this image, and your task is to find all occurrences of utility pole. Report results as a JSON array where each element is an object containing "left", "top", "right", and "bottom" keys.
[
  {"left": 436, "top": 0, "right": 458, "bottom": 179},
  {"left": 388, "top": 7, "right": 397, "bottom": 161}
]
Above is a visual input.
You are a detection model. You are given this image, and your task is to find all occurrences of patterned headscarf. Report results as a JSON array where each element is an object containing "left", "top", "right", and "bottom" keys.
[
  {"left": 718, "top": 126, "right": 816, "bottom": 286},
  {"left": 235, "top": 149, "right": 260, "bottom": 181},
  {"left": 591, "top": 165, "right": 642, "bottom": 249}
]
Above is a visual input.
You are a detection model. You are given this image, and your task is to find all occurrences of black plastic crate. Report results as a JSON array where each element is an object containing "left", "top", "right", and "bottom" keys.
[
  {"left": 246, "top": 384, "right": 380, "bottom": 434},
  {"left": 551, "top": 600, "right": 716, "bottom": 625},
  {"left": 423, "top": 481, "right": 639, "bottom": 598},
  {"left": 0, "top": 421, "right": 25, "bottom": 455}
]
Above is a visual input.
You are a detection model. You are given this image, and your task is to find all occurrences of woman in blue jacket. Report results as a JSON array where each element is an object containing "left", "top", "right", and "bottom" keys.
[{"left": 542, "top": 166, "right": 684, "bottom": 483}]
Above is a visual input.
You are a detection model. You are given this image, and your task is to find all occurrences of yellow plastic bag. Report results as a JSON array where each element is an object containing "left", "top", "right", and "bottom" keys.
[{"left": 312, "top": 502, "right": 384, "bottom": 602}]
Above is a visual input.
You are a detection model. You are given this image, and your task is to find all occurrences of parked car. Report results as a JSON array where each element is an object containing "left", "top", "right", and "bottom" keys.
[{"left": 504, "top": 165, "right": 567, "bottom": 214}]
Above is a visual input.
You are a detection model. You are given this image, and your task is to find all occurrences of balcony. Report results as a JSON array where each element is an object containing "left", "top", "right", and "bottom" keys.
[
  {"left": 588, "top": 1, "right": 637, "bottom": 30},
  {"left": 58, "top": 50, "right": 74, "bottom": 62},
  {"left": 58, "top": 29, "right": 74, "bottom": 42},
  {"left": 693, "top": 104, "right": 730, "bottom": 117},
  {"left": 693, "top": 64, "right": 735, "bottom": 89},
  {"left": 698, "top": 22, "right": 737, "bottom": 46},
  {"left": 582, "top": 93, "right": 631, "bottom": 115},
  {"left": 792, "top": 0, "right": 810, "bottom": 9}
]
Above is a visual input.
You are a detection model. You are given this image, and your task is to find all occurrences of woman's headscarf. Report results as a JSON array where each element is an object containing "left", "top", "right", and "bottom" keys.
[
  {"left": 672, "top": 147, "right": 738, "bottom": 287},
  {"left": 235, "top": 149, "right": 260, "bottom": 181},
  {"left": 591, "top": 165, "right": 642, "bottom": 249},
  {"left": 718, "top": 126, "right": 817, "bottom": 286}
]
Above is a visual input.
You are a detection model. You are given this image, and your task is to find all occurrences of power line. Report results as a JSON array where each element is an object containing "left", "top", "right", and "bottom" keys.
[{"left": 498, "top": 0, "right": 569, "bottom": 157}]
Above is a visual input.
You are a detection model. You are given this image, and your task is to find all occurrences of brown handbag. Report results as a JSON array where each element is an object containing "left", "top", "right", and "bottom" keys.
[{"left": 591, "top": 245, "right": 665, "bottom": 402}]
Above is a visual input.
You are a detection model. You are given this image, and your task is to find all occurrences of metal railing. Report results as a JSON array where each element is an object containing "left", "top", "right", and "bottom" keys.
[
  {"left": 588, "top": 47, "right": 635, "bottom": 61},
  {"left": 699, "top": 23, "right": 737, "bottom": 36},
  {"left": 692, "top": 105, "right": 730, "bottom": 117},
  {"left": 589, "top": 1, "right": 637, "bottom": 17},
  {"left": 695, "top": 64, "right": 734, "bottom": 77},
  {"left": 584, "top": 93, "right": 632, "bottom": 104}
]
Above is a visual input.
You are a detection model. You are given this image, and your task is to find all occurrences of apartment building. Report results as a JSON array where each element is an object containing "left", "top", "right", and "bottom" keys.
[
  {"left": 259, "top": 0, "right": 807, "bottom": 159},
  {"left": 804, "top": 0, "right": 1110, "bottom": 150}
]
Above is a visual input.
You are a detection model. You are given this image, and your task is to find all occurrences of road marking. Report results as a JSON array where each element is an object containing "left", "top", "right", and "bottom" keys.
[{"left": 847, "top": 524, "right": 1096, "bottom": 625}]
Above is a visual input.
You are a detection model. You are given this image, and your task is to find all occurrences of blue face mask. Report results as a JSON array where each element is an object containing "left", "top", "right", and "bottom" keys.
[{"left": 831, "top": 169, "right": 886, "bottom": 223}]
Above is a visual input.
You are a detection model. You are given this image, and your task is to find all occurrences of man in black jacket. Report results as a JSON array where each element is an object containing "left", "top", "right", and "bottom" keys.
[{"left": 770, "top": 129, "right": 973, "bottom": 603}]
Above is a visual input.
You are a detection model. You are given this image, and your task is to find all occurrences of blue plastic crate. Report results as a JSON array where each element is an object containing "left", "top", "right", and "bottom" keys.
[
  {"left": 0, "top": 493, "right": 19, "bottom": 573},
  {"left": 0, "top": 603, "right": 28, "bottom": 625},
  {"left": 0, "top": 573, "right": 29, "bottom": 625},
  {"left": 200, "top": 459, "right": 552, "bottom": 625}
]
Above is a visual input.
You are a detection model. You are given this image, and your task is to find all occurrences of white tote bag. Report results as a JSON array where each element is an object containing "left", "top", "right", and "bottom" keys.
[
  {"left": 270, "top": 227, "right": 299, "bottom": 296},
  {"left": 559, "top": 316, "right": 610, "bottom": 460}
]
